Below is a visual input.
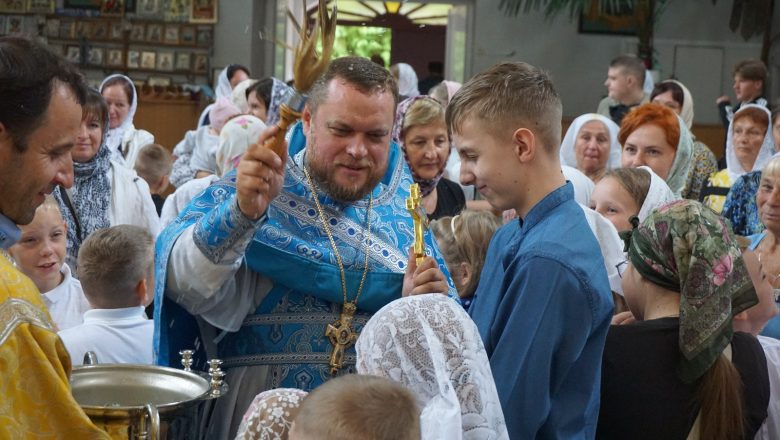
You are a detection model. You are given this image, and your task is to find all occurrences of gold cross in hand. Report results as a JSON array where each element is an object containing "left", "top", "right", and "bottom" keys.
[
  {"left": 405, "top": 183, "right": 428, "bottom": 266},
  {"left": 325, "top": 302, "right": 359, "bottom": 375}
]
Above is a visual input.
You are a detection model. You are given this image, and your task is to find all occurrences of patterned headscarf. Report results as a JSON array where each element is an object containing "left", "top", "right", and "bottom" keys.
[
  {"left": 664, "top": 114, "right": 695, "bottom": 198},
  {"left": 266, "top": 78, "right": 293, "bottom": 126},
  {"left": 54, "top": 98, "right": 112, "bottom": 269},
  {"left": 627, "top": 200, "right": 757, "bottom": 382},
  {"left": 392, "top": 96, "right": 448, "bottom": 197}
]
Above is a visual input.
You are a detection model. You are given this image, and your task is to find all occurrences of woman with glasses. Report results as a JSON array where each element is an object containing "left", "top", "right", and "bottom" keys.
[{"left": 598, "top": 200, "right": 769, "bottom": 440}]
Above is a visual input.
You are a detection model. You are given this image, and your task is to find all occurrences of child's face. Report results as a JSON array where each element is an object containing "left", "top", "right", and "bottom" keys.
[
  {"left": 247, "top": 90, "right": 268, "bottom": 123},
  {"left": 9, "top": 206, "right": 67, "bottom": 293},
  {"left": 590, "top": 176, "right": 639, "bottom": 232},
  {"left": 452, "top": 119, "right": 522, "bottom": 212}
]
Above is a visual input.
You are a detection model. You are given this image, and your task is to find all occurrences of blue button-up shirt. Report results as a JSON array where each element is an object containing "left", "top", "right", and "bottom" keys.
[{"left": 469, "top": 182, "right": 614, "bottom": 439}]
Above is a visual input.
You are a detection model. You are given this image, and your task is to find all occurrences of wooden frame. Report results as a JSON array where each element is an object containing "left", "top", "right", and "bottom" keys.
[{"left": 189, "top": 0, "right": 216, "bottom": 24}]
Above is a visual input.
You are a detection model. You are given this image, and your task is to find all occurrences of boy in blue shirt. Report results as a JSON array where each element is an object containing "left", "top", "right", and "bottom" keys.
[{"left": 447, "top": 61, "right": 615, "bottom": 439}]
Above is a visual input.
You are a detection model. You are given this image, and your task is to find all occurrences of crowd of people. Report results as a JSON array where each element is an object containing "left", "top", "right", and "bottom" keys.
[{"left": 1, "top": 34, "right": 779, "bottom": 440}]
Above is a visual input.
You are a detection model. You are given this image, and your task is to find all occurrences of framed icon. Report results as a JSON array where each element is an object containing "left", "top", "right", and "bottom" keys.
[
  {"left": 195, "top": 26, "right": 211, "bottom": 45},
  {"left": 163, "top": 24, "right": 178, "bottom": 44},
  {"left": 129, "top": 23, "right": 144, "bottom": 41},
  {"left": 59, "top": 19, "right": 74, "bottom": 38},
  {"left": 109, "top": 21, "right": 124, "bottom": 39},
  {"left": 90, "top": 21, "right": 108, "bottom": 39},
  {"left": 174, "top": 52, "right": 190, "bottom": 70},
  {"left": 100, "top": 0, "right": 123, "bottom": 16},
  {"left": 140, "top": 50, "right": 155, "bottom": 69},
  {"left": 106, "top": 48, "right": 123, "bottom": 66},
  {"left": 156, "top": 51, "right": 173, "bottom": 71},
  {"left": 146, "top": 23, "right": 162, "bottom": 42},
  {"left": 127, "top": 49, "right": 140, "bottom": 68},
  {"left": 45, "top": 18, "right": 59, "bottom": 37},
  {"left": 193, "top": 52, "right": 207, "bottom": 73},
  {"left": 65, "top": 45, "right": 81, "bottom": 63},
  {"left": 136, "top": 0, "right": 160, "bottom": 17},
  {"left": 0, "top": 0, "right": 26, "bottom": 13},
  {"left": 180, "top": 25, "right": 194, "bottom": 44},
  {"left": 88, "top": 47, "right": 104, "bottom": 66},
  {"left": 190, "top": 0, "right": 216, "bottom": 23},
  {"left": 27, "top": 0, "right": 54, "bottom": 13}
]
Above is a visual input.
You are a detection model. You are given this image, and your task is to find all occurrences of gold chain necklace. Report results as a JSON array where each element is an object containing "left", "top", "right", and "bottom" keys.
[{"left": 302, "top": 165, "right": 373, "bottom": 375}]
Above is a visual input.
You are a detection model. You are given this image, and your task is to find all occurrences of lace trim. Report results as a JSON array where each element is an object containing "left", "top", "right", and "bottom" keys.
[{"left": 0, "top": 298, "right": 54, "bottom": 346}]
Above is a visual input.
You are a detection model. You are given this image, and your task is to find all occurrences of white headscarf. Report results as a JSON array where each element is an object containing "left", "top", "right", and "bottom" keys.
[
  {"left": 643, "top": 69, "right": 655, "bottom": 97},
  {"left": 725, "top": 104, "right": 776, "bottom": 183},
  {"left": 636, "top": 165, "right": 677, "bottom": 222},
  {"left": 661, "top": 80, "right": 695, "bottom": 129},
  {"left": 214, "top": 66, "right": 233, "bottom": 100},
  {"left": 100, "top": 74, "right": 139, "bottom": 153},
  {"left": 235, "top": 388, "right": 307, "bottom": 440},
  {"left": 395, "top": 63, "right": 420, "bottom": 98},
  {"left": 215, "top": 115, "right": 266, "bottom": 177},
  {"left": 579, "top": 204, "right": 625, "bottom": 295},
  {"left": 231, "top": 78, "right": 257, "bottom": 114},
  {"left": 663, "top": 114, "right": 695, "bottom": 198},
  {"left": 356, "top": 294, "right": 509, "bottom": 440},
  {"left": 560, "top": 114, "right": 621, "bottom": 176},
  {"left": 562, "top": 165, "right": 596, "bottom": 206}
]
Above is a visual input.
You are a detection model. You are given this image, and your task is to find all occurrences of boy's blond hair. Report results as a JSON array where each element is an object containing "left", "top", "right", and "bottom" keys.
[
  {"left": 293, "top": 374, "right": 420, "bottom": 440},
  {"left": 77, "top": 225, "right": 153, "bottom": 309},
  {"left": 134, "top": 143, "right": 172, "bottom": 189},
  {"left": 446, "top": 61, "right": 562, "bottom": 154}
]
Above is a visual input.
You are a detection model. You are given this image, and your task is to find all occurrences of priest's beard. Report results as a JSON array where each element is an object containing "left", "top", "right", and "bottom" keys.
[{"left": 306, "top": 132, "right": 385, "bottom": 203}]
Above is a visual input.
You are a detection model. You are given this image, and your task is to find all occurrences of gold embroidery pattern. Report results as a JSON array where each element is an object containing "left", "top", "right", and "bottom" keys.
[{"left": 0, "top": 298, "right": 54, "bottom": 347}]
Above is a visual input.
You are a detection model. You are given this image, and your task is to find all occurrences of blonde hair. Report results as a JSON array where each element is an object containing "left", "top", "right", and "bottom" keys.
[
  {"left": 403, "top": 97, "right": 445, "bottom": 136},
  {"left": 77, "top": 225, "right": 153, "bottom": 309},
  {"left": 430, "top": 210, "right": 501, "bottom": 298},
  {"left": 293, "top": 375, "right": 420, "bottom": 440},
  {"left": 134, "top": 143, "right": 172, "bottom": 187},
  {"left": 761, "top": 156, "right": 780, "bottom": 178}
]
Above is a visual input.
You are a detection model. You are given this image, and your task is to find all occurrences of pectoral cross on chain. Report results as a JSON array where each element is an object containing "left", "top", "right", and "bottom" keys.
[
  {"left": 325, "top": 302, "right": 358, "bottom": 375},
  {"left": 405, "top": 183, "right": 429, "bottom": 266}
]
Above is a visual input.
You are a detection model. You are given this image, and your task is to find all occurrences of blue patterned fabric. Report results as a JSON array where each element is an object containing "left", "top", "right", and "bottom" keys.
[
  {"left": 154, "top": 122, "right": 457, "bottom": 389},
  {"left": 723, "top": 171, "right": 763, "bottom": 237}
]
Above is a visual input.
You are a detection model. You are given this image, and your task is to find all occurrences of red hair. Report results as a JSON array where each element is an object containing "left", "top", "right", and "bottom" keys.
[{"left": 618, "top": 103, "right": 680, "bottom": 149}]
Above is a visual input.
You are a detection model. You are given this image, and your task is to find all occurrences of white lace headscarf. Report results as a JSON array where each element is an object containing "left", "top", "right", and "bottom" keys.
[
  {"left": 725, "top": 104, "right": 776, "bottom": 183},
  {"left": 215, "top": 115, "right": 266, "bottom": 177},
  {"left": 636, "top": 165, "right": 677, "bottom": 222},
  {"left": 235, "top": 388, "right": 307, "bottom": 440},
  {"left": 395, "top": 62, "right": 420, "bottom": 98},
  {"left": 356, "top": 294, "right": 509, "bottom": 440},
  {"left": 100, "top": 74, "right": 138, "bottom": 153},
  {"left": 560, "top": 114, "right": 621, "bottom": 176}
]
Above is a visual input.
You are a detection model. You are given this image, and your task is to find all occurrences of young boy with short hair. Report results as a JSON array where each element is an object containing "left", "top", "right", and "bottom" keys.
[
  {"left": 9, "top": 196, "right": 90, "bottom": 331},
  {"left": 446, "top": 61, "right": 614, "bottom": 439},
  {"left": 289, "top": 374, "right": 420, "bottom": 440},
  {"left": 58, "top": 224, "right": 154, "bottom": 365},
  {"left": 134, "top": 143, "right": 173, "bottom": 215}
]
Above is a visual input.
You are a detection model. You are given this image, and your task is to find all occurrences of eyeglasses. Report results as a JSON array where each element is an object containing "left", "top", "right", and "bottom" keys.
[{"left": 615, "top": 259, "right": 629, "bottom": 279}]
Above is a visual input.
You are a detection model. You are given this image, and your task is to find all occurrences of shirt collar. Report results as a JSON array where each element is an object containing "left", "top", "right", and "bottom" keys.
[
  {"left": 0, "top": 213, "right": 21, "bottom": 250},
  {"left": 518, "top": 182, "right": 574, "bottom": 231},
  {"left": 83, "top": 305, "right": 148, "bottom": 323}
]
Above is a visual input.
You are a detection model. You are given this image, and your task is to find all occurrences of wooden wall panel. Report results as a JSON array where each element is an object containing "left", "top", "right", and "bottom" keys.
[{"left": 134, "top": 98, "right": 204, "bottom": 152}]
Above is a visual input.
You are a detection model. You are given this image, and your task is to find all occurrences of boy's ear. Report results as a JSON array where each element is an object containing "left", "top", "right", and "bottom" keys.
[
  {"left": 512, "top": 128, "right": 535, "bottom": 162},
  {"left": 134, "top": 278, "right": 150, "bottom": 306}
]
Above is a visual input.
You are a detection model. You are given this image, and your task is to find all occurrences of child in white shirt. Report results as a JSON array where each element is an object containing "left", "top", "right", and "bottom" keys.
[
  {"left": 58, "top": 224, "right": 154, "bottom": 365},
  {"left": 9, "top": 197, "right": 90, "bottom": 331}
]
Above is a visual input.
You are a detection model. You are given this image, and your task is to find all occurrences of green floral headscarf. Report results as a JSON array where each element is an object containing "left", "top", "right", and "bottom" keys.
[{"left": 627, "top": 200, "right": 757, "bottom": 383}]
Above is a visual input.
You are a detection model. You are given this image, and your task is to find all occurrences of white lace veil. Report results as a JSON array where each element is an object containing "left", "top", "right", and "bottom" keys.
[
  {"left": 235, "top": 388, "right": 308, "bottom": 440},
  {"left": 356, "top": 294, "right": 509, "bottom": 440}
]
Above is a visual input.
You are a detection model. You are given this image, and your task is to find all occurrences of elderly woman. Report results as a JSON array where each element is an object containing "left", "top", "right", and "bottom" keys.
[
  {"left": 356, "top": 294, "right": 509, "bottom": 440},
  {"left": 100, "top": 74, "right": 154, "bottom": 168},
  {"left": 394, "top": 96, "right": 465, "bottom": 220},
  {"left": 747, "top": 156, "right": 780, "bottom": 339},
  {"left": 650, "top": 80, "right": 718, "bottom": 200},
  {"left": 702, "top": 104, "right": 775, "bottom": 213},
  {"left": 723, "top": 108, "right": 780, "bottom": 236},
  {"left": 598, "top": 200, "right": 769, "bottom": 440},
  {"left": 54, "top": 89, "right": 159, "bottom": 269},
  {"left": 560, "top": 113, "right": 621, "bottom": 183},
  {"left": 619, "top": 103, "right": 693, "bottom": 198}
]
